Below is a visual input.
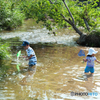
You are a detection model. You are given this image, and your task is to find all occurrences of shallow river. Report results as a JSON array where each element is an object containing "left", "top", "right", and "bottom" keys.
[{"left": 0, "top": 19, "right": 100, "bottom": 100}]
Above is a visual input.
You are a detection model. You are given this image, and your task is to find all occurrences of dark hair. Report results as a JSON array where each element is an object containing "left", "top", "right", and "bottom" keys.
[{"left": 87, "top": 55, "right": 93, "bottom": 57}]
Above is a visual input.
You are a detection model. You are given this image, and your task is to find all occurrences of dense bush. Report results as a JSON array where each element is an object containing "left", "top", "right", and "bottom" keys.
[
  {"left": 18, "top": 0, "right": 35, "bottom": 19},
  {"left": 0, "top": 42, "right": 11, "bottom": 60},
  {"left": 0, "top": 0, "right": 25, "bottom": 31}
]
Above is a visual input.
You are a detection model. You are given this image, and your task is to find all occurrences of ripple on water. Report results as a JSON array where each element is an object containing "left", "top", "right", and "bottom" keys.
[
  {"left": 0, "top": 87, "right": 15, "bottom": 100},
  {"left": 95, "top": 82, "right": 100, "bottom": 86}
]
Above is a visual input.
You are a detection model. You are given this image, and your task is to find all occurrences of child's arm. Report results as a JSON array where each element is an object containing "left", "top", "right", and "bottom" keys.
[
  {"left": 83, "top": 58, "right": 87, "bottom": 62},
  {"left": 28, "top": 55, "right": 33, "bottom": 59},
  {"left": 26, "top": 55, "right": 33, "bottom": 60},
  {"left": 95, "top": 59, "right": 100, "bottom": 64}
]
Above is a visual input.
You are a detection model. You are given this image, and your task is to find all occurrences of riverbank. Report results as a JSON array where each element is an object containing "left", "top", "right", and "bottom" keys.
[{"left": 0, "top": 19, "right": 79, "bottom": 47}]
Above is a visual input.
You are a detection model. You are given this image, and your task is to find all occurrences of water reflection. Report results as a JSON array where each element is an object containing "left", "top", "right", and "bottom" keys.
[
  {"left": 83, "top": 74, "right": 95, "bottom": 92},
  {"left": 19, "top": 65, "right": 37, "bottom": 86}
]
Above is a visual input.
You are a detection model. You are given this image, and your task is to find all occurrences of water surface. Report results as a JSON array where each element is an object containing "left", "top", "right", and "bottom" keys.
[
  {"left": 0, "top": 19, "right": 100, "bottom": 100},
  {"left": 0, "top": 46, "right": 100, "bottom": 100}
]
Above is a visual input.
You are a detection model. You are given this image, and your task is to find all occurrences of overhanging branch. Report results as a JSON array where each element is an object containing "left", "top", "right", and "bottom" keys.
[
  {"left": 62, "top": 0, "right": 75, "bottom": 25},
  {"left": 48, "top": 0, "right": 57, "bottom": 4},
  {"left": 83, "top": 18, "right": 90, "bottom": 31},
  {"left": 48, "top": 0, "right": 83, "bottom": 36},
  {"left": 61, "top": 14, "right": 83, "bottom": 36},
  {"left": 61, "top": 14, "right": 71, "bottom": 24}
]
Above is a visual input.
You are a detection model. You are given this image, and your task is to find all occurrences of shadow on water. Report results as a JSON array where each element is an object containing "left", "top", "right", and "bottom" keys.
[{"left": 19, "top": 65, "right": 37, "bottom": 86}]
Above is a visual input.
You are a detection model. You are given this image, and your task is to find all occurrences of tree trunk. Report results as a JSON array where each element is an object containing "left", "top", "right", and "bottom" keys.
[
  {"left": 61, "top": 0, "right": 87, "bottom": 44},
  {"left": 49, "top": 0, "right": 87, "bottom": 45},
  {"left": 76, "top": 34, "right": 87, "bottom": 45},
  {"left": 83, "top": 18, "right": 90, "bottom": 31},
  {"left": 70, "top": 21, "right": 87, "bottom": 45}
]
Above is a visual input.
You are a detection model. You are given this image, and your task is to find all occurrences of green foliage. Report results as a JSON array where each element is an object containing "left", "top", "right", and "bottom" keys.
[
  {"left": 0, "top": 42, "right": 11, "bottom": 60},
  {"left": 19, "top": 0, "right": 100, "bottom": 33},
  {"left": 90, "top": 29, "right": 100, "bottom": 36},
  {"left": 75, "top": 0, "right": 100, "bottom": 31},
  {"left": 0, "top": 0, "right": 25, "bottom": 31},
  {"left": 29, "top": 0, "right": 67, "bottom": 30},
  {"left": 0, "top": 0, "right": 100, "bottom": 34},
  {"left": 17, "top": 0, "right": 35, "bottom": 19}
]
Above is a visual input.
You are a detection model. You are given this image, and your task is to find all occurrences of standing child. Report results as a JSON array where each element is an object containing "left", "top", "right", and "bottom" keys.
[
  {"left": 83, "top": 48, "right": 100, "bottom": 75},
  {"left": 22, "top": 41, "right": 37, "bottom": 71}
]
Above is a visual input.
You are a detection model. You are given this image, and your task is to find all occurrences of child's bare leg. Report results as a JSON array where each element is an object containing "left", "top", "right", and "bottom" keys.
[
  {"left": 91, "top": 73, "right": 94, "bottom": 75},
  {"left": 84, "top": 72, "right": 88, "bottom": 75},
  {"left": 83, "top": 73, "right": 88, "bottom": 80}
]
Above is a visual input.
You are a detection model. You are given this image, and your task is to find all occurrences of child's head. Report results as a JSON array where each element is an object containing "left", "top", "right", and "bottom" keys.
[
  {"left": 22, "top": 41, "right": 29, "bottom": 50},
  {"left": 87, "top": 48, "right": 98, "bottom": 56}
]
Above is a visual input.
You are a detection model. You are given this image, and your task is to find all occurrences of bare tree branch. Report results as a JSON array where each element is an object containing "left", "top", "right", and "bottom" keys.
[
  {"left": 62, "top": 0, "right": 75, "bottom": 25},
  {"left": 83, "top": 18, "right": 90, "bottom": 31},
  {"left": 48, "top": 0, "right": 57, "bottom": 4}
]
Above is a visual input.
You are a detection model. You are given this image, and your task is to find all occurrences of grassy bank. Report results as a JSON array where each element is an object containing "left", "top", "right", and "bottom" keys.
[{"left": 0, "top": 41, "right": 11, "bottom": 60}]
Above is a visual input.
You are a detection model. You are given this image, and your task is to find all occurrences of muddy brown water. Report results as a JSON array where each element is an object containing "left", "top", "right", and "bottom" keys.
[
  {"left": 0, "top": 19, "right": 100, "bottom": 100},
  {"left": 0, "top": 46, "right": 100, "bottom": 100}
]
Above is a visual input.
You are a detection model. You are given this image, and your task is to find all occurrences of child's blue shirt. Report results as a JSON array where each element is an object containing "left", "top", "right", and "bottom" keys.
[
  {"left": 26, "top": 47, "right": 37, "bottom": 65},
  {"left": 86, "top": 56, "right": 96, "bottom": 67}
]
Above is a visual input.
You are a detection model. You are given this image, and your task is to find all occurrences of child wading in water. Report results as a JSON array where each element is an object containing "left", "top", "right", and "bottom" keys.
[
  {"left": 22, "top": 41, "right": 37, "bottom": 71},
  {"left": 83, "top": 48, "right": 100, "bottom": 75}
]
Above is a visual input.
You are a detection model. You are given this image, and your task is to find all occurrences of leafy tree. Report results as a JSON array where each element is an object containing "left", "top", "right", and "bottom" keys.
[
  {"left": 24, "top": 0, "right": 100, "bottom": 45},
  {"left": 1, "top": 0, "right": 100, "bottom": 46},
  {"left": 0, "top": 0, "right": 25, "bottom": 31}
]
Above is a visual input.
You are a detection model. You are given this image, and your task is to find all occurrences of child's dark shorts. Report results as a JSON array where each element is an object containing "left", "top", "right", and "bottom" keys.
[
  {"left": 29, "top": 60, "right": 37, "bottom": 66},
  {"left": 84, "top": 66, "right": 94, "bottom": 73},
  {"left": 28, "top": 60, "right": 37, "bottom": 71}
]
